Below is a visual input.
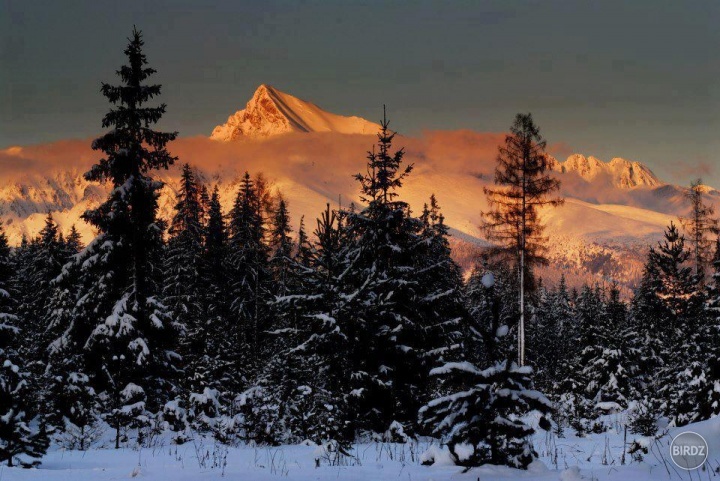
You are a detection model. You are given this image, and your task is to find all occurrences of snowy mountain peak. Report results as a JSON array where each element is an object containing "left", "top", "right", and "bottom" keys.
[
  {"left": 563, "top": 154, "right": 605, "bottom": 179},
  {"left": 555, "top": 154, "right": 662, "bottom": 189},
  {"left": 210, "top": 84, "right": 381, "bottom": 141}
]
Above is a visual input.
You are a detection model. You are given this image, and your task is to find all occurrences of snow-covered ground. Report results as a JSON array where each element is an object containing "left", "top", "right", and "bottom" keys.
[{"left": 3, "top": 416, "right": 718, "bottom": 481}]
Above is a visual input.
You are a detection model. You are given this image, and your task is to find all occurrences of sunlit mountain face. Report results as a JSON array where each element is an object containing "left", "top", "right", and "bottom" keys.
[{"left": 0, "top": 85, "right": 709, "bottom": 292}]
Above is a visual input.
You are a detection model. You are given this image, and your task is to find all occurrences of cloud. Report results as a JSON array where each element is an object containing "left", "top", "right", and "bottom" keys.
[
  {"left": 5, "top": 130, "right": 679, "bottom": 244},
  {"left": 0, "top": 130, "right": 507, "bottom": 193},
  {"left": 3, "top": 130, "right": 648, "bottom": 222},
  {"left": 546, "top": 141, "right": 575, "bottom": 159},
  {"left": 667, "top": 160, "right": 714, "bottom": 183},
  {"left": 0, "top": 139, "right": 97, "bottom": 177}
]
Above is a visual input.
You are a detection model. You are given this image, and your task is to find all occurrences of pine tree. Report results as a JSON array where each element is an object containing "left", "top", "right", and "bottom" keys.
[
  {"left": 420, "top": 266, "right": 551, "bottom": 469},
  {"left": 481, "top": 113, "right": 563, "bottom": 366},
  {"left": 680, "top": 179, "right": 718, "bottom": 277},
  {"left": 49, "top": 28, "right": 180, "bottom": 448},
  {"left": 0, "top": 223, "right": 49, "bottom": 466}
]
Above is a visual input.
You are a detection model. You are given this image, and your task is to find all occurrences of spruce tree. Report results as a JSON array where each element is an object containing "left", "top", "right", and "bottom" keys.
[
  {"left": 44, "top": 229, "right": 96, "bottom": 440},
  {"left": 268, "top": 197, "right": 294, "bottom": 297},
  {"left": 295, "top": 216, "right": 313, "bottom": 268},
  {"left": 268, "top": 204, "right": 352, "bottom": 445},
  {"left": 17, "top": 214, "right": 66, "bottom": 377},
  {"left": 50, "top": 28, "right": 180, "bottom": 448},
  {"left": 181, "top": 185, "right": 234, "bottom": 434},
  {"left": 420, "top": 266, "right": 551, "bottom": 469},
  {"left": 696, "top": 237, "right": 720, "bottom": 423},
  {"left": 201, "top": 186, "right": 232, "bottom": 393},
  {"left": 164, "top": 164, "right": 204, "bottom": 396},
  {"left": 553, "top": 285, "right": 595, "bottom": 434},
  {"left": 0, "top": 223, "right": 49, "bottom": 466},
  {"left": 64, "top": 225, "right": 84, "bottom": 255},
  {"left": 529, "top": 276, "right": 574, "bottom": 397},
  {"left": 647, "top": 223, "right": 704, "bottom": 423},
  {"left": 625, "top": 250, "right": 667, "bottom": 430},
  {"left": 227, "top": 172, "right": 271, "bottom": 383},
  {"left": 577, "top": 285, "right": 630, "bottom": 420},
  {"left": 340, "top": 110, "right": 453, "bottom": 434}
]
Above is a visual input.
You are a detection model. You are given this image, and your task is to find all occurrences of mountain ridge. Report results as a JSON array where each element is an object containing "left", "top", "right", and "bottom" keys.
[
  {"left": 0, "top": 85, "right": 710, "bottom": 291},
  {"left": 210, "top": 84, "right": 381, "bottom": 140},
  {"left": 549, "top": 153, "right": 662, "bottom": 189}
]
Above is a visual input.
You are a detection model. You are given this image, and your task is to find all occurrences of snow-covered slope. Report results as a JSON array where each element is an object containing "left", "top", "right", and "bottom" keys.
[
  {"left": 210, "top": 84, "right": 380, "bottom": 140},
  {"left": 11, "top": 408, "right": 720, "bottom": 480},
  {"left": 0, "top": 88, "right": 708, "bottom": 291}
]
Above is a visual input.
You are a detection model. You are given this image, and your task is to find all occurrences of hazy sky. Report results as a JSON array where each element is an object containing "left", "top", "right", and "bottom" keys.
[{"left": 1, "top": 0, "right": 718, "bottom": 185}]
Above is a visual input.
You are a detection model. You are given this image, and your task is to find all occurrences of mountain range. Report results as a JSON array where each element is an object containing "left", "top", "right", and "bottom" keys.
[{"left": 0, "top": 84, "right": 713, "bottom": 292}]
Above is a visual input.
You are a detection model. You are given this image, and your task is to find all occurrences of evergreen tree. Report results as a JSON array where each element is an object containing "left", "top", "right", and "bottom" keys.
[
  {"left": 579, "top": 285, "right": 629, "bottom": 420},
  {"left": 415, "top": 195, "right": 466, "bottom": 390},
  {"left": 227, "top": 172, "right": 271, "bottom": 383},
  {"left": 556, "top": 285, "right": 599, "bottom": 434},
  {"left": 529, "top": 275, "right": 574, "bottom": 397},
  {"left": 203, "top": 185, "right": 229, "bottom": 334},
  {"left": 644, "top": 223, "right": 704, "bottom": 423},
  {"left": 164, "top": 164, "right": 204, "bottom": 397},
  {"left": 0, "top": 223, "right": 49, "bottom": 466},
  {"left": 201, "top": 186, "right": 232, "bottom": 389},
  {"left": 420, "top": 266, "right": 551, "bottom": 469},
  {"left": 622, "top": 249, "right": 667, "bottom": 435},
  {"left": 64, "top": 225, "right": 84, "bottom": 254},
  {"left": 680, "top": 179, "right": 718, "bottom": 277},
  {"left": 481, "top": 113, "right": 563, "bottom": 366},
  {"left": 268, "top": 197, "right": 294, "bottom": 297},
  {"left": 183, "top": 185, "right": 234, "bottom": 433},
  {"left": 17, "top": 214, "right": 66, "bottom": 377},
  {"left": 243, "top": 203, "right": 352, "bottom": 445},
  {"left": 339, "top": 110, "right": 455, "bottom": 433},
  {"left": 49, "top": 28, "right": 180, "bottom": 448},
  {"left": 295, "top": 216, "right": 313, "bottom": 268},
  {"left": 696, "top": 237, "right": 720, "bottom": 423},
  {"left": 46, "top": 357, "right": 100, "bottom": 450},
  {"left": 44, "top": 233, "right": 95, "bottom": 439}
]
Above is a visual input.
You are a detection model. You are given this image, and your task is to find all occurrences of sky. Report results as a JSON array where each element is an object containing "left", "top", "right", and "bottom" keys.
[{"left": 1, "top": 0, "right": 718, "bottom": 186}]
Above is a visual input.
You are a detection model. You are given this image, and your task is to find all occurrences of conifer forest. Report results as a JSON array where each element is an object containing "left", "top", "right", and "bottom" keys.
[{"left": 1, "top": 11, "right": 719, "bottom": 481}]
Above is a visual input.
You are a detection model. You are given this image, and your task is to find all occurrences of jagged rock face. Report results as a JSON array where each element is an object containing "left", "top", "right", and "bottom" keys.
[
  {"left": 551, "top": 154, "right": 662, "bottom": 189},
  {"left": 210, "top": 84, "right": 380, "bottom": 140}
]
